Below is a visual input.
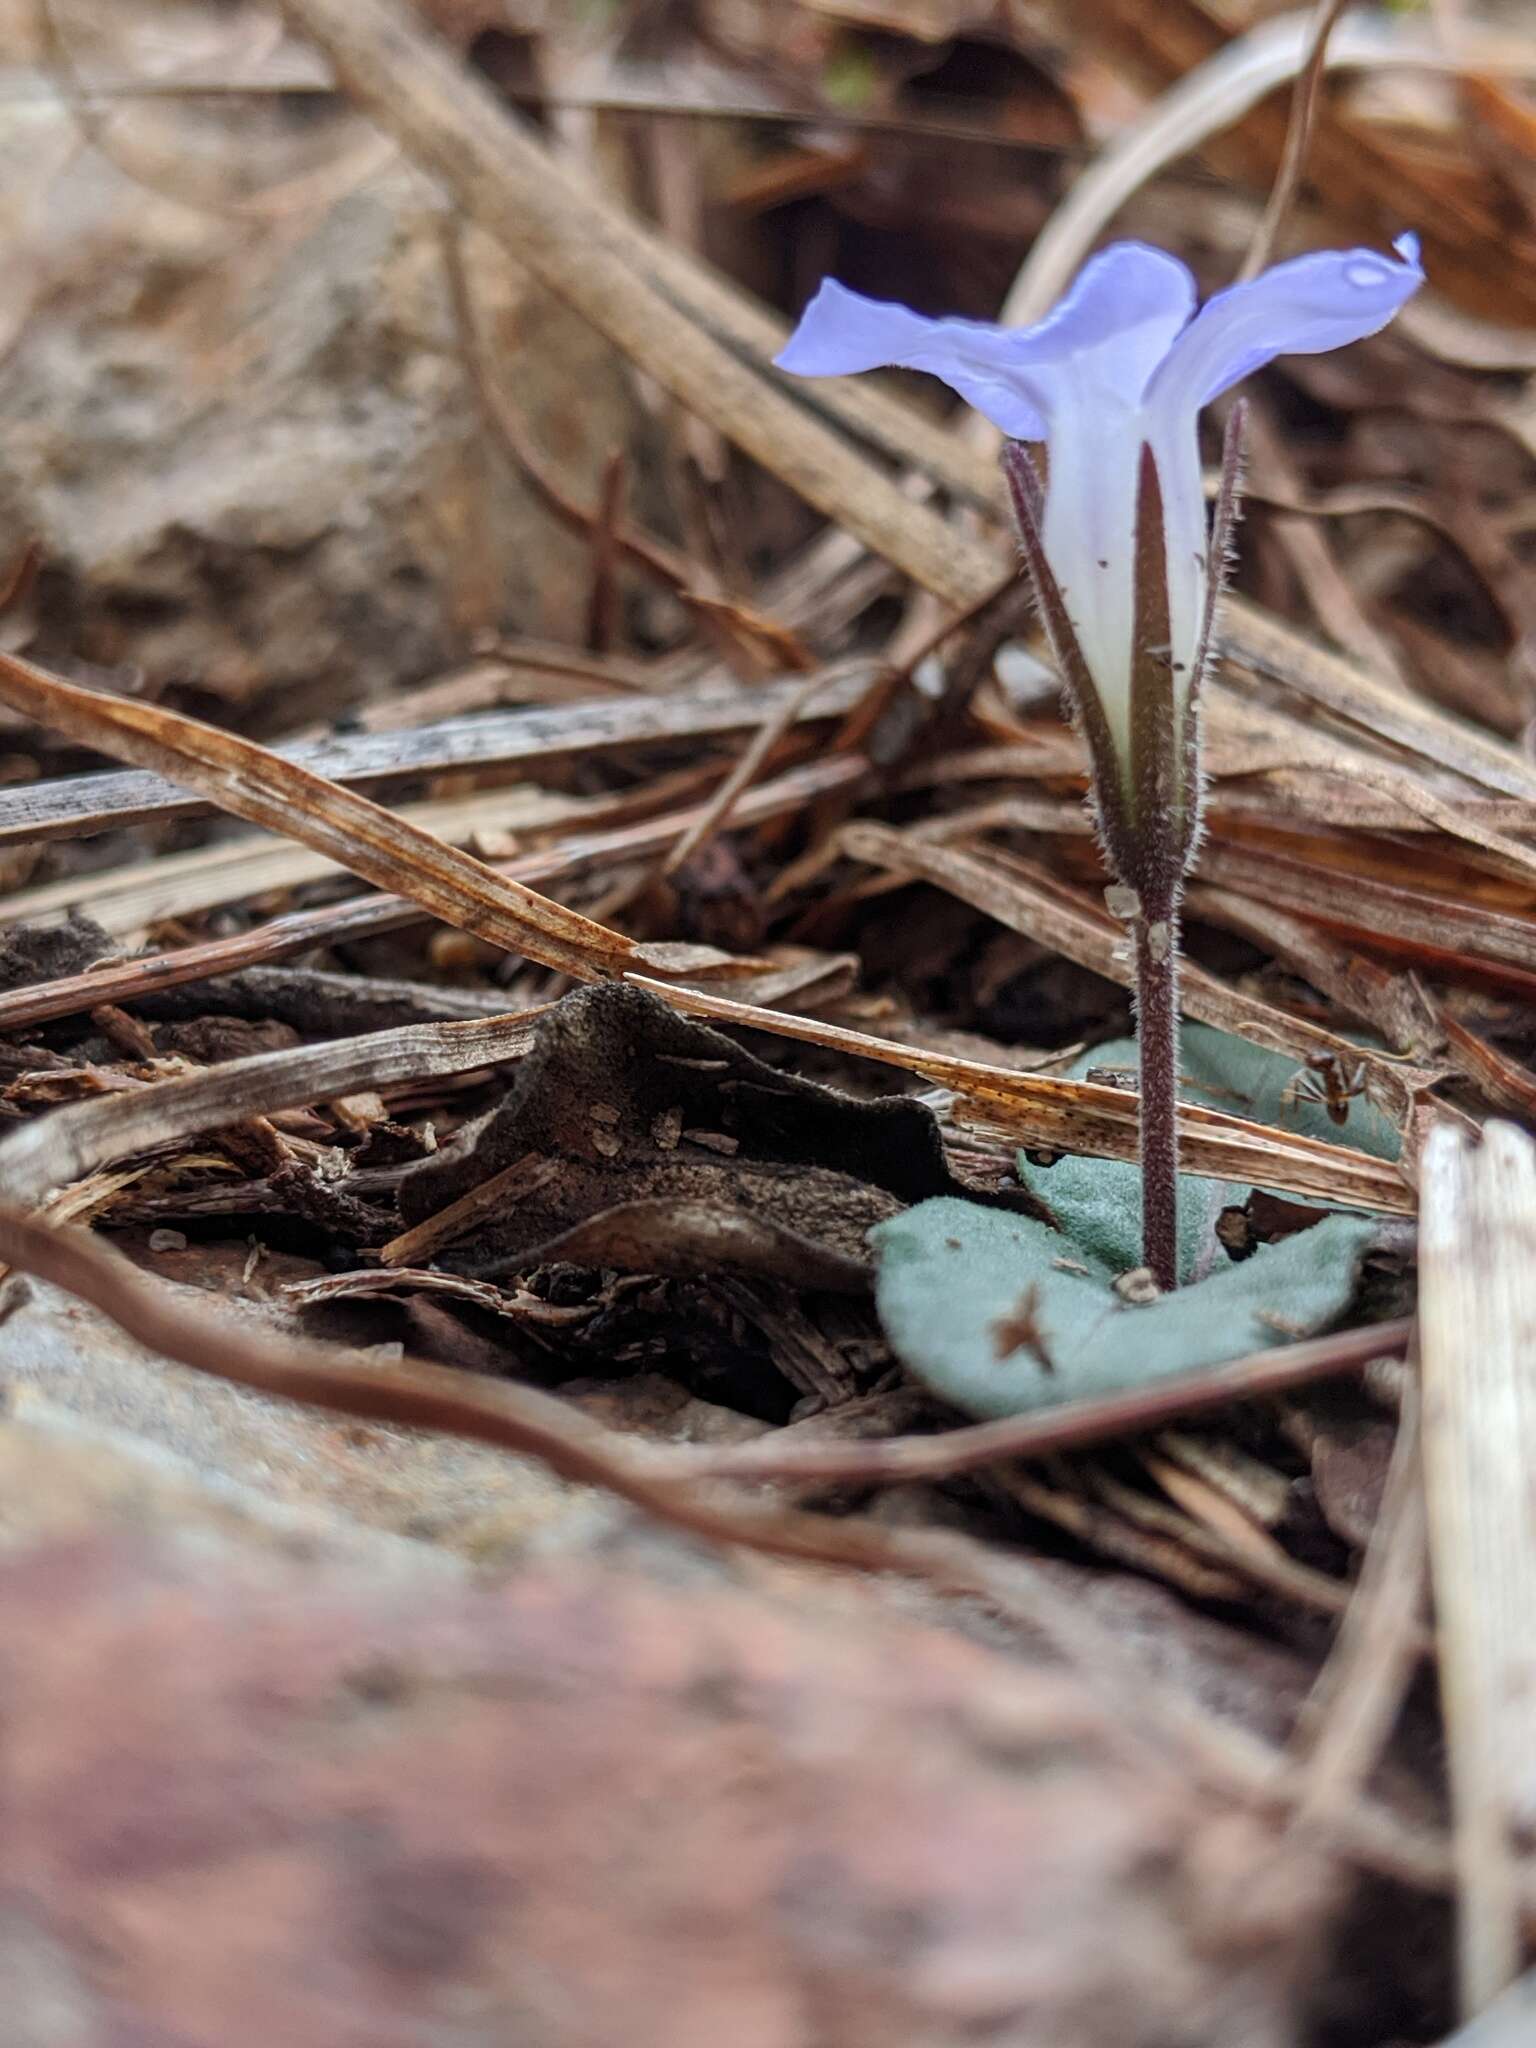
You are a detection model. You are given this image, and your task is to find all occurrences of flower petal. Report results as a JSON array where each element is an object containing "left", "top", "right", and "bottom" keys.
[
  {"left": 1144, "top": 409, "right": 1213, "bottom": 720},
  {"left": 774, "top": 278, "right": 1049, "bottom": 439},
  {"left": 1004, "top": 242, "right": 1196, "bottom": 408},
  {"left": 1038, "top": 386, "right": 1143, "bottom": 760},
  {"left": 775, "top": 243, "right": 1198, "bottom": 440},
  {"left": 1147, "top": 236, "right": 1424, "bottom": 413}
]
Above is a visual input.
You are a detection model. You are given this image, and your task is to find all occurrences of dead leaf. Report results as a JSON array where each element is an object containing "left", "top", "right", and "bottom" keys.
[{"left": 395, "top": 982, "right": 1050, "bottom": 1289}]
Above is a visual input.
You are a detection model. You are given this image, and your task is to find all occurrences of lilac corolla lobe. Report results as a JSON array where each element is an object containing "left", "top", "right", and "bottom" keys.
[{"left": 775, "top": 233, "right": 1423, "bottom": 847}]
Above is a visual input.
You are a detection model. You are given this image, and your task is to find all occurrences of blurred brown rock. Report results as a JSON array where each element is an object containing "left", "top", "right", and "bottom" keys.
[
  {"left": 0, "top": 144, "right": 644, "bottom": 729},
  {"left": 0, "top": 1453, "right": 1320, "bottom": 2048},
  {"left": 0, "top": 1265, "right": 590, "bottom": 1559}
]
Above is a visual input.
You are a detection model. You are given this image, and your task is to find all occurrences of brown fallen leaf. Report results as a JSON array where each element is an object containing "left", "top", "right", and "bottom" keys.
[{"left": 394, "top": 981, "right": 1052, "bottom": 1289}]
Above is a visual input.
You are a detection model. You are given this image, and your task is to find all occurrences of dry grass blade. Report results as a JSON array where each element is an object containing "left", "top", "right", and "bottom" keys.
[
  {"left": 0, "top": 900, "right": 496, "bottom": 1035},
  {"left": 0, "top": 649, "right": 746, "bottom": 982},
  {"left": 639, "top": 980, "right": 1415, "bottom": 1215},
  {"left": 1213, "top": 610, "right": 1536, "bottom": 804},
  {"left": 1439, "top": 1014, "right": 1536, "bottom": 1124},
  {"left": 841, "top": 820, "right": 1422, "bottom": 1112},
  {"left": 0, "top": 1011, "right": 548, "bottom": 1207},
  {"left": 1092, "top": 1453, "right": 1357, "bottom": 1618},
  {"left": 1418, "top": 1123, "right": 1536, "bottom": 2016},
  {"left": 0, "top": 783, "right": 594, "bottom": 937},
  {"left": 1185, "top": 884, "right": 1442, "bottom": 1058},
  {"left": 899, "top": 729, "right": 1536, "bottom": 845},
  {"left": 1198, "top": 839, "right": 1536, "bottom": 977},
  {"left": 0, "top": 756, "right": 865, "bottom": 1035},
  {"left": 1290, "top": 1378, "right": 1429, "bottom": 1825},
  {"left": 0, "top": 666, "right": 871, "bottom": 844}
]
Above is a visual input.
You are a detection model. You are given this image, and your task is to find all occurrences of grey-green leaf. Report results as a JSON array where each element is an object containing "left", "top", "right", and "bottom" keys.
[
  {"left": 871, "top": 1198, "right": 1378, "bottom": 1421},
  {"left": 1016, "top": 1024, "right": 1399, "bottom": 1282}
]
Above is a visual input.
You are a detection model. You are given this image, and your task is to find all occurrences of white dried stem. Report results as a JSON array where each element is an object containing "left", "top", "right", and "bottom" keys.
[{"left": 1418, "top": 1122, "right": 1536, "bottom": 2017}]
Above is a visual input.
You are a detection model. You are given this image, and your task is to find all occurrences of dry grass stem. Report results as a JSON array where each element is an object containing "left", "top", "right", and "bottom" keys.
[{"left": 1419, "top": 1124, "right": 1536, "bottom": 2015}]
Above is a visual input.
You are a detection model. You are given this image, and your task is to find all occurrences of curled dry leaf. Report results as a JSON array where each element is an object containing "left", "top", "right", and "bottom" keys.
[{"left": 394, "top": 981, "right": 1051, "bottom": 1289}]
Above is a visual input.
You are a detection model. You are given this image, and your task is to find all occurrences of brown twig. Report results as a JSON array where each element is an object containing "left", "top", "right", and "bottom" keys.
[
  {"left": 654, "top": 1320, "right": 1411, "bottom": 1487},
  {"left": 585, "top": 447, "right": 627, "bottom": 656}
]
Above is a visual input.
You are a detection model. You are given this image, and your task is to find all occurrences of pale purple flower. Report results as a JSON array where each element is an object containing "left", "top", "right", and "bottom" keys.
[
  {"left": 775, "top": 237, "right": 1422, "bottom": 814},
  {"left": 780, "top": 235, "right": 1422, "bottom": 1290}
]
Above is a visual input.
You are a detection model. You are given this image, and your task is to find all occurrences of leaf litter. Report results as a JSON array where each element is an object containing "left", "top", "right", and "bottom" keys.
[{"left": 1, "top": 0, "right": 1536, "bottom": 2040}]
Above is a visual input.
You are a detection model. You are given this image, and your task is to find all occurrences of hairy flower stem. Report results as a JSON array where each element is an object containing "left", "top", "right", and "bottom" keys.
[{"left": 1133, "top": 900, "right": 1181, "bottom": 1292}]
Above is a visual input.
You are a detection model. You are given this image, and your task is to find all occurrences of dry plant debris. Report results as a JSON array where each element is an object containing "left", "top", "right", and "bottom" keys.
[
  {"left": 2, "top": 0, "right": 1536, "bottom": 2040},
  {"left": 390, "top": 979, "right": 1048, "bottom": 1287}
]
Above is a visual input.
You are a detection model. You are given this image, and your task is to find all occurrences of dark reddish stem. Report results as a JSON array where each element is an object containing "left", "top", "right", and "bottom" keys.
[{"left": 1133, "top": 896, "right": 1181, "bottom": 1292}]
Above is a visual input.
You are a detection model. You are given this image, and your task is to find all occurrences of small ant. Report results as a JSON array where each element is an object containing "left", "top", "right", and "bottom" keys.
[
  {"left": 1282, "top": 1052, "right": 1368, "bottom": 1127},
  {"left": 1083, "top": 1064, "right": 1137, "bottom": 1091}
]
